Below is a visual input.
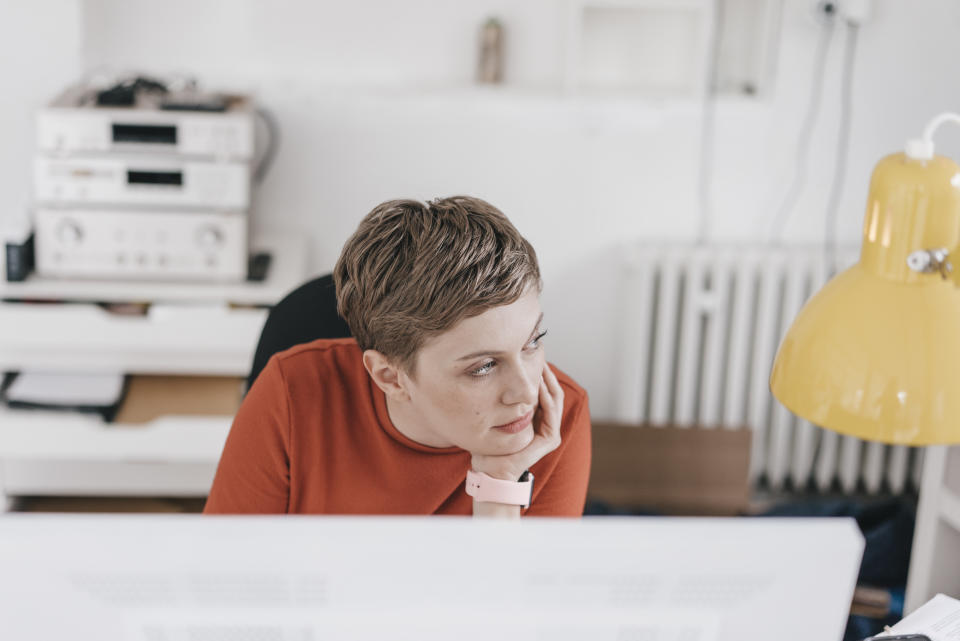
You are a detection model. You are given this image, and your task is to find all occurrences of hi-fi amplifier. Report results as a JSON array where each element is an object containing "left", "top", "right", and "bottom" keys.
[{"left": 34, "top": 207, "right": 248, "bottom": 282}]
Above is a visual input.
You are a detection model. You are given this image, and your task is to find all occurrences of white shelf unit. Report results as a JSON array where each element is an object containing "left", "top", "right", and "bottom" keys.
[{"left": 0, "top": 232, "right": 308, "bottom": 510}]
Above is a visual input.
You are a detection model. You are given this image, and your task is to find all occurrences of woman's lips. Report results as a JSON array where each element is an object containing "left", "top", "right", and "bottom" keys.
[{"left": 492, "top": 410, "right": 534, "bottom": 434}]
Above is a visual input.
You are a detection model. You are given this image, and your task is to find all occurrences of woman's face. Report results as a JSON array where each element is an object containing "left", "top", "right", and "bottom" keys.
[{"left": 398, "top": 288, "right": 546, "bottom": 456}]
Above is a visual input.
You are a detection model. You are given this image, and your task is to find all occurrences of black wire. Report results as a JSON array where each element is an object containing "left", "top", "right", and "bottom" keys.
[
  {"left": 767, "top": 18, "right": 836, "bottom": 243},
  {"left": 823, "top": 21, "right": 859, "bottom": 276},
  {"left": 697, "top": 0, "right": 727, "bottom": 245},
  {"left": 253, "top": 107, "right": 281, "bottom": 184}
]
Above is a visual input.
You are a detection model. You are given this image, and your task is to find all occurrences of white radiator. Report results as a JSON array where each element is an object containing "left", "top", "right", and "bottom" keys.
[{"left": 616, "top": 245, "right": 921, "bottom": 495}]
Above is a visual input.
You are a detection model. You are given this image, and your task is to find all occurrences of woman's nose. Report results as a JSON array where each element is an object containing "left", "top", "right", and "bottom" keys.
[{"left": 501, "top": 361, "right": 539, "bottom": 407}]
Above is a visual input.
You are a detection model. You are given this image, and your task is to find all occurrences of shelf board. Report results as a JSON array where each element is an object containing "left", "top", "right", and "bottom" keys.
[
  {"left": 2, "top": 459, "right": 217, "bottom": 497},
  {"left": 0, "top": 302, "right": 269, "bottom": 375},
  {"left": 0, "top": 406, "right": 230, "bottom": 463},
  {"left": 0, "top": 231, "right": 308, "bottom": 306}
]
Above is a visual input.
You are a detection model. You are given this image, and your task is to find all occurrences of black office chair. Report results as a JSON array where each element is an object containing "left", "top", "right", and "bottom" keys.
[{"left": 247, "top": 273, "right": 351, "bottom": 391}]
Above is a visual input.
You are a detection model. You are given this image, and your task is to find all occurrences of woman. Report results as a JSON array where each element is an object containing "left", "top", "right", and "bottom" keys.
[{"left": 204, "top": 196, "right": 591, "bottom": 517}]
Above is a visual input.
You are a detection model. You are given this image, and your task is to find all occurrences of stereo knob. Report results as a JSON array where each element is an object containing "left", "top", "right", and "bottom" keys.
[
  {"left": 57, "top": 219, "right": 83, "bottom": 246},
  {"left": 196, "top": 225, "right": 224, "bottom": 248}
]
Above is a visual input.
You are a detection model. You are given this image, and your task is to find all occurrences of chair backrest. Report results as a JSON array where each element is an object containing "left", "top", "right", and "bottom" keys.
[{"left": 247, "top": 273, "right": 351, "bottom": 390}]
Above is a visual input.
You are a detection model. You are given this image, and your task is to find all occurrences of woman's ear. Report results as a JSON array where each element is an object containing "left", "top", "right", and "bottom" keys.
[{"left": 362, "top": 349, "right": 410, "bottom": 401}]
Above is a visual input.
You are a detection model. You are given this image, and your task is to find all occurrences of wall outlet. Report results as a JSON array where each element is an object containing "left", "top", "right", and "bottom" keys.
[
  {"left": 810, "top": 0, "right": 872, "bottom": 25},
  {"left": 810, "top": 0, "right": 839, "bottom": 25}
]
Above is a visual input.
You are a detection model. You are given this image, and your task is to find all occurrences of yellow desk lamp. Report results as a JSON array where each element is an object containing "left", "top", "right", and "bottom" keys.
[{"left": 770, "top": 113, "right": 960, "bottom": 612}]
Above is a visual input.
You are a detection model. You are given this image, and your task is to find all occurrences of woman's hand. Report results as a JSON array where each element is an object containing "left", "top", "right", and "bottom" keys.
[{"left": 470, "top": 363, "right": 564, "bottom": 482}]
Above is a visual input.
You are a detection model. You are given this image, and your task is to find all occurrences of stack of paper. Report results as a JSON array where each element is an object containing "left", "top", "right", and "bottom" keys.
[
  {"left": 2, "top": 371, "right": 126, "bottom": 417},
  {"left": 878, "top": 594, "right": 960, "bottom": 640}
]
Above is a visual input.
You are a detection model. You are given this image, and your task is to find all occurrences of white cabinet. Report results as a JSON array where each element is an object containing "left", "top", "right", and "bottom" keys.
[{"left": 0, "top": 233, "right": 307, "bottom": 510}]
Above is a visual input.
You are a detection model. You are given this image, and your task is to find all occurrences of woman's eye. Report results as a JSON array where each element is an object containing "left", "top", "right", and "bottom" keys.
[
  {"left": 528, "top": 329, "right": 548, "bottom": 349},
  {"left": 470, "top": 360, "right": 496, "bottom": 377}
]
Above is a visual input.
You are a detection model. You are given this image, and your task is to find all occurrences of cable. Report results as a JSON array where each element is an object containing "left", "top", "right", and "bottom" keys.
[
  {"left": 253, "top": 107, "right": 281, "bottom": 185},
  {"left": 905, "top": 112, "right": 960, "bottom": 160},
  {"left": 823, "top": 21, "right": 859, "bottom": 276},
  {"left": 766, "top": 17, "right": 836, "bottom": 243},
  {"left": 696, "top": 0, "right": 727, "bottom": 245},
  {"left": 922, "top": 113, "right": 960, "bottom": 142}
]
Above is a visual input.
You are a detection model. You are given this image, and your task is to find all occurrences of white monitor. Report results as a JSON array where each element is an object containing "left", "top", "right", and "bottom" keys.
[{"left": 0, "top": 515, "right": 863, "bottom": 640}]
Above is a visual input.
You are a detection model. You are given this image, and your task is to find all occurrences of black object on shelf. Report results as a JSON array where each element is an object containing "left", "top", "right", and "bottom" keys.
[
  {"left": 95, "top": 76, "right": 169, "bottom": 107},
  {"left": 160, "top": 93, "right": 229, "bottom": 112},
  {"left": 247, "top": 252, "right": 272, "bottom": 282},
  {"left": 96, "top": 85, "right": 137, "bottom": 107},
  {"left": 5, "top": 231, "right": 34, "bottom": 282}
]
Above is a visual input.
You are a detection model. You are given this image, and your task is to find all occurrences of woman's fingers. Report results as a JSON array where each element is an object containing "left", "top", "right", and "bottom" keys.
[
  {"left": 538, "top": 379, "right": 558, "bottom": 434},
  {"left": 536, "top": 364, "right": 563, "bottom": 450},
  {"left": 543, "top": 364, "right": 564, "bottom": 405}
]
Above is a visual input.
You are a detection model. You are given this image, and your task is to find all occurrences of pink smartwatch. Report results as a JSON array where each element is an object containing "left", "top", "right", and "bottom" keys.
[{"left": 465, "top": 469, "right": 535, "bottom": 508}]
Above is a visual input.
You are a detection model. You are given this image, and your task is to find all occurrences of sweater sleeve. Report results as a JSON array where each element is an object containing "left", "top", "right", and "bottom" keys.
[
  {"left": 203, "top": 356, "right": 292, "bottom": 514},
  {"left": 523, "top": 378, "right": 592, "bottom": 517}
]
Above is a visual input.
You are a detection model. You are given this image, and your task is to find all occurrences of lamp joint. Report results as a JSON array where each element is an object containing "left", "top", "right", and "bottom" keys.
[{"left": 907, "top": 248, "right": 952, "bottom": 280}]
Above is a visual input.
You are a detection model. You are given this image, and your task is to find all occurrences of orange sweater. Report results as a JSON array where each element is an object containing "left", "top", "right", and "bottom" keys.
[{"left": 204, "top": 338, "right": 591, "bottom": 516}]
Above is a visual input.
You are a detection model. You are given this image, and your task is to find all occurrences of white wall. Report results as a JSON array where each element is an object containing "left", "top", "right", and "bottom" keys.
[
  {"left": 5, "top": 0, "right": 960, "bottom": 418},
  {"left": 0, "top": 0, "right": 82, "bottom": 229}
]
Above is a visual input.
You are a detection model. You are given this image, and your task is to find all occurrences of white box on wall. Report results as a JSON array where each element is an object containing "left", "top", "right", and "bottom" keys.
[
  {"left": 713, "top": 0, "right": 782, "bottom": 97},
  {"left": 563, "top": 0, "right": 781, "bottom": 98},
  {"left": 563, "top": 0, "right": 716, "bottom": 97}
]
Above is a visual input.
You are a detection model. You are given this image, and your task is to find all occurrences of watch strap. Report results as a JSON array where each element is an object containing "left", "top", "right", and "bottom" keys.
[{"left": 465, "top": 469, "right": 534, "bottom": 508}]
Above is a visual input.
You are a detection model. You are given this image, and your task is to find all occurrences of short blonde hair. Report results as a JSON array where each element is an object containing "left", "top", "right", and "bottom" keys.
[{"left": 333, "top": 196, "right": 541, "bottom": 373}]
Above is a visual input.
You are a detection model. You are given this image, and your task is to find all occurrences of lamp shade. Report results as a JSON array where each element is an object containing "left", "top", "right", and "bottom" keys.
[{"left": 770, "top": 152, "right": 960, "bottom": 445}]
